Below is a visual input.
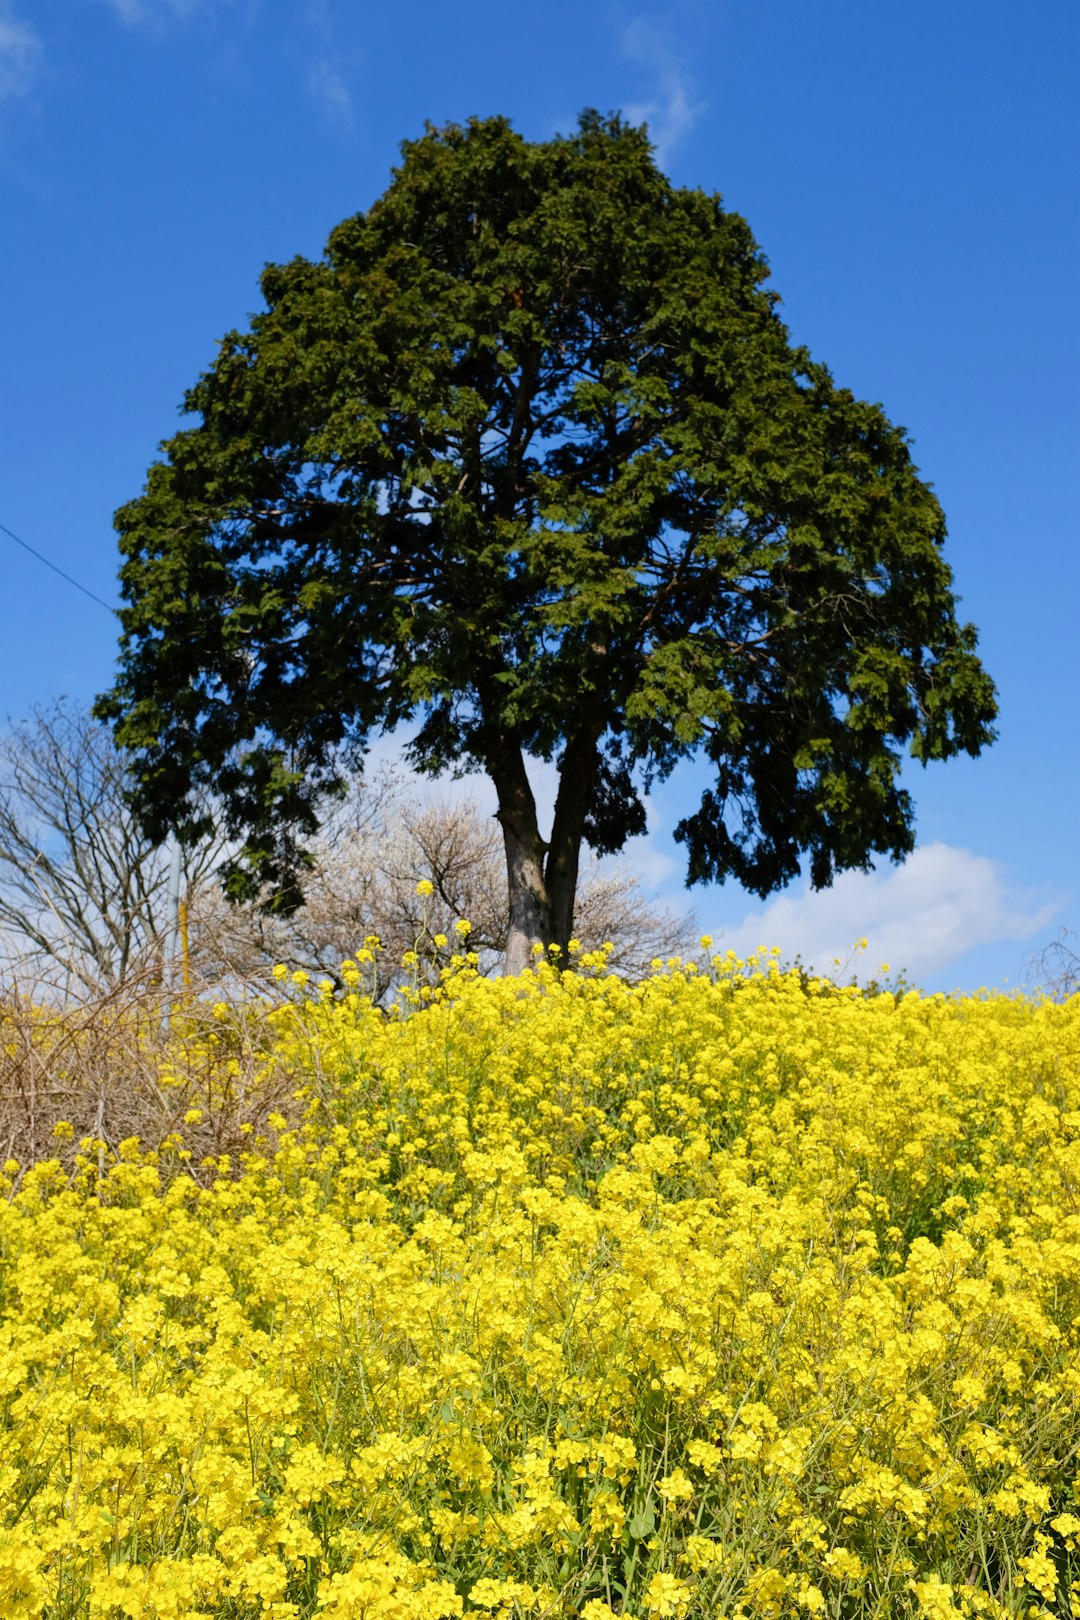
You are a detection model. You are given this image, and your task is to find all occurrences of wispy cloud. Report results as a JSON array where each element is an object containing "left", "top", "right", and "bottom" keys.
[
  {"left": 306, "top": 56, "right": 353, "bottom": 132},
  {"left": 92, "top": 0, "right": 208, "bottom": 25},
  {"left": 302, "top": 0, "right": 354, "bottom": 132},
  {"left": 710, "top": 843, "right": 1060, "bottom": 983},
  {"left": 0, "top": 2, "right": 41, "bottom": 102},
  {"left": 621, "top": 13, "right": 704, "bottom": 166},
  {"left": 87, "top": 0, "right": 352, "bottom": 129}
]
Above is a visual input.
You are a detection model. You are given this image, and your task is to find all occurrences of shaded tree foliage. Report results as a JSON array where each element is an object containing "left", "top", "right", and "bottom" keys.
[{"left": 98, "top": 112, "right": 997, "bottom": 971}]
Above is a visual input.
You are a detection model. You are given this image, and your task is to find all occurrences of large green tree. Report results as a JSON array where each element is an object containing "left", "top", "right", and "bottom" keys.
[{"left": 98, "top": 112, "right": 997, "bottom": 973}]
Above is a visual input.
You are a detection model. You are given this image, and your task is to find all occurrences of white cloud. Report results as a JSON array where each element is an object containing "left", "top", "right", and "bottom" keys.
[
  {"left": 709, "top": 843, "right": 1060, "bottom": 982},
  {"left": 615, "top": 832, "right": 677, "bottom": 892},
  {"left": 92, "top": 0, "right": 207, "bottom": 24},
  {"left": 301, "top": 1, "right": 354, "bottom": 131},
  {"left": 306, "top": 57, "right": 353, "bottom": 131},
  {"left": 255, "top": 731, "right": 1053, "bottom": 985},
  {"left": 0, "top": 2, "right": 40, "bottom": 101},
  {"left": 621, "top": 14, "right": 704, "bottom": 166}
]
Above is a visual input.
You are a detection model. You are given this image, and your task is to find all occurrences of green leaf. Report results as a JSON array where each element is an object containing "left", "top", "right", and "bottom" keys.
[{"left": 97, "top": 110, "right": 997, "bottom": 948}]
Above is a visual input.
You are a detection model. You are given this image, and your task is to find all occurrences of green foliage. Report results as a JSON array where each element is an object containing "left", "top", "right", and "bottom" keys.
[{"left": 97, "top": 111, "right": 996, "bottom": 918}]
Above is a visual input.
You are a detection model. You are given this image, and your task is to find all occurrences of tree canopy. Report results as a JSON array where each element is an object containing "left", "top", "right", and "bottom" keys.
[{"left": 98, "top": 111, "right": 997, "bottom": 971}]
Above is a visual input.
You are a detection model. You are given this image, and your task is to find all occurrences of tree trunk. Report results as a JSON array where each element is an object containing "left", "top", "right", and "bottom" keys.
[
  {"left": 546, "top": 731, "right": 600, "bottom": 958},
  {"left": 489, "top": 739, "right": 553, "bottom": 975},
  {"left": 489, "top": 729, "right": 600, "bottom": 975},
  {"left": 502, "top": 819, "right": 551, "bottom": 974}
]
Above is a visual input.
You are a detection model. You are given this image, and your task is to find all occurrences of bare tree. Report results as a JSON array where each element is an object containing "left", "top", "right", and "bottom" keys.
[
  {"left": 0, "top": 700, "right": 221, "bottom": 993},
  {"left": 1029, "top": 929, "right": 1080, "bottom": 1001},
  {"left": 189, "top": 774, "right": 698, "bottom": 988},
  {"left": 0, "top": 705, "right": 697, "bottom": 999},
  {"left": 571, "top": 866, "right": 700, "bottom": 980}
]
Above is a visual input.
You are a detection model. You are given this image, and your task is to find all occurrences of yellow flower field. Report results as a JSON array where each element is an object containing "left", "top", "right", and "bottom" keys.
[{"left": 2, "top": 952, "right": 1080, "bottom": 1618}]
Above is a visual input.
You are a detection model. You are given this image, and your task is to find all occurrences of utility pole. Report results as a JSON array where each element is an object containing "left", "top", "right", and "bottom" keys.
[{"left": 161, "top": 835, "right": 183, "bottom": 1033}]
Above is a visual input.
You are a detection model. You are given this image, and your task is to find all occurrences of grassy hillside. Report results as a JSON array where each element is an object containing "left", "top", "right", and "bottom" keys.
[{"left": 2, "top": 951, "right": 1079, "bottom": 1618}]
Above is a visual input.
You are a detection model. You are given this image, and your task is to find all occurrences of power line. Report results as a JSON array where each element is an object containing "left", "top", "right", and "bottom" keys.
[{"left": 0, "top": 519, "right": 119, "bottom": 618}]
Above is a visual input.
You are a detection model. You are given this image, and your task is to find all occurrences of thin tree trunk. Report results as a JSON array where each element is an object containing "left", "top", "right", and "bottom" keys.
[
  {"left": 546, "top": 731, "right": 600, "bottom": 958},
  {"left": 489, "top": 739, "right": 553, "bottom": 975}
]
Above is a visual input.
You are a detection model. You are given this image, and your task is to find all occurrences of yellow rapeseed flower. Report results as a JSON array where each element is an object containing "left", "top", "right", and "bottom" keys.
[{"left": 0, "top": 953, "right": 1077, "bottom": 1618}]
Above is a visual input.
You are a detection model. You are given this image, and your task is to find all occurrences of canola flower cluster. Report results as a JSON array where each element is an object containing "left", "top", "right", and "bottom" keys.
[{"left": 2, "top": 946, "right": 1080, "bottom": 1619}]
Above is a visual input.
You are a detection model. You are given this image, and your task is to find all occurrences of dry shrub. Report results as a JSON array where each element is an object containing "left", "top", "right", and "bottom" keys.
[{"left": 0, "top": 962, "right": 305, "bottom": 1183}]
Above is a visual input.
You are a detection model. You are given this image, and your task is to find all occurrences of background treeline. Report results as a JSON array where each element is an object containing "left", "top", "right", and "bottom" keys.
[{"left": 0, "top": 699, "right": 695, "bottom": 1000}]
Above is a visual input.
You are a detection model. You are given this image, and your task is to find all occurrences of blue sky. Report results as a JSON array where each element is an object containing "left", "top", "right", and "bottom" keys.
[{"left": 1, "top": 0, "right": 1077, "bottom": 990}]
